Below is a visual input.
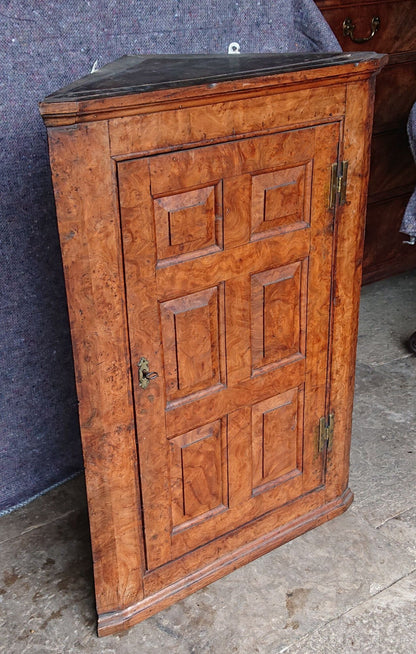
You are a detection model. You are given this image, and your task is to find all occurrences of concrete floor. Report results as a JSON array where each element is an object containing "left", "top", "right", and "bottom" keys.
[{"left": 1, "top": 271, "right": 416, "bottom": 654}]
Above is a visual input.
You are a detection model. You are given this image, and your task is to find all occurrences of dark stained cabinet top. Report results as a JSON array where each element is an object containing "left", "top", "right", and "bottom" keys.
[{"left": 42, "top": 51, "right": 382, "bottom": 103}]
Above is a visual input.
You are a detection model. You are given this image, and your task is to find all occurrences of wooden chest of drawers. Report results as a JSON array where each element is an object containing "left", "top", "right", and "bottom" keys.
[
  {"left": 40, "top": 52, "right": 385, "bottom": 635},
  {"left": 316, "top": 0, "right": 416, "bottom": 281}
]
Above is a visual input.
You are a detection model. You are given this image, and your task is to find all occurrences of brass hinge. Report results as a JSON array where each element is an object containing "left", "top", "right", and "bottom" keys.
[
  {"left": 329, "top": 161, "right": 348, "bottom": 209},
  {"left": 319, "top": 413, "right": 335, "bottom": 452}
]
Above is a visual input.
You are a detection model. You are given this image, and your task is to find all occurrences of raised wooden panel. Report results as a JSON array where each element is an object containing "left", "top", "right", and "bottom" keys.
[
  {"left": 251, "top": 164, "right": 311, "bottom": 240},
  {"left": 251, "top": 260, "right": 307, "bottom": 373},
  {"left": 154, "top": 183, "right": 223, "bottom": 264},
  {"left": 160, "top": 285, "right": 226, "bottom": 403},
  {"left": 252, "top": 386, "right": 303, "bottom": 493},
  {"left": 169, "top": 420, "right": 228, "bottom": 532}
]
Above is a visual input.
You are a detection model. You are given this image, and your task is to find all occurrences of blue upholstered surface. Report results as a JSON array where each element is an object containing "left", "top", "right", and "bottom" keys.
[{"left": 0, "top": 1, "right": 339, "bottom": 513}]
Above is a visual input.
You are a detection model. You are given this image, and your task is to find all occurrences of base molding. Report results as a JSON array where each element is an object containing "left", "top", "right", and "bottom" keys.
[{"left": 98, "top": 487, "right": 353, "bottom": 636}]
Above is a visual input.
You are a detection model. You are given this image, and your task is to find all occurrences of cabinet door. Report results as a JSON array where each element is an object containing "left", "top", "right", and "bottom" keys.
[{"left": 118, "top": 124, "right": 340, "bottom": 571}]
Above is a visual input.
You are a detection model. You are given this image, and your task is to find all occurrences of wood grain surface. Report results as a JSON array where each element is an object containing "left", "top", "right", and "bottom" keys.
[{"left": 43, "top": 54, "right": 386, "bottom": 636}]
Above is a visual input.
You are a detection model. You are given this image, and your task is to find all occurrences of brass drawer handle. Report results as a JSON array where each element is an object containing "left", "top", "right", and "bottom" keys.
[{"left": 343, "top": 16, "right": 380, "bottom": 43}]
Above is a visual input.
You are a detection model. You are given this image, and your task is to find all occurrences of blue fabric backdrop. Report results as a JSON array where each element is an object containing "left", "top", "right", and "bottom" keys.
[
  {"left": 400, "top": 104, "right": 416, "bottom": 239},
  {"left": 0, "top": 0, "right": 339, "bottom": 513}
]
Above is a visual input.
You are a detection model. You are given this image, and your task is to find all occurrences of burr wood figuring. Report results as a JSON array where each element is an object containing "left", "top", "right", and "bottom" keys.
[{"left": 40, "top": 51, "right": 386, "bottom": 635}]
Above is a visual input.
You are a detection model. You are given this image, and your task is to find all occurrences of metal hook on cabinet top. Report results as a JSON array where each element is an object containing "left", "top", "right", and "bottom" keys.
[{"left": 228, "top": 42, "right": 240, "bottom": 54}]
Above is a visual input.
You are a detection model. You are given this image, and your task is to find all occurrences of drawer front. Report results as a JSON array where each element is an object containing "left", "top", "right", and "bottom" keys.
[
  {"left": 363, "top": 193, "right": 416, "bottom": 282},
  {"left": 373, "top": 58, "right": 416, "bottom": 131},
  {"left": 318, "top": 1, "right": 416, "bottom": 54},
  {"left": 368, "top": 128, "right": 416, "bottom": 199}
]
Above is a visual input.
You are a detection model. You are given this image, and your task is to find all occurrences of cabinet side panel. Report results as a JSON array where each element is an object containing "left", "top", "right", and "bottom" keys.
[
  {"left": 47, "top": 122, "right": 145, "bottom": 614},
  {"left": 326, "top": 77, "right": 377, "bottom": 498}
]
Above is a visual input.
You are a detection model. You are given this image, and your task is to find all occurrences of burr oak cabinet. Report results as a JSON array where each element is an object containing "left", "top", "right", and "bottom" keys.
[{"left": 40, "top": 52, "right": 386, "bottom": 635}]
